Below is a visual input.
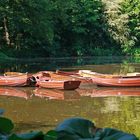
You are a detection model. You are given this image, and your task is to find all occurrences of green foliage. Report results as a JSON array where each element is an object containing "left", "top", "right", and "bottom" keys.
[
  {"left": 0, "top": 51, "right": 9, "bottom": 58},
  {"left": 44, "top": 130, "right": 58, "bottom": 140},
  {"left": 120, "top": 0, "right": 140, "bottom": 52},
  {"left": 0, "top": 0, "right": 53, "bottom": 54},
  {"left": 0, "top": 0, "right": 118, "bottom": 57},
  {"left": 0, "top": 0, "right": 140, "bottom": 57},
  {"left": 0, "top": 117, "right": 14, "bottom": 134}
]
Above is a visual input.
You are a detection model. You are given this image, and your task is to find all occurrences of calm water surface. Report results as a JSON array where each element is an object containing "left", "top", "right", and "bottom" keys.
[{"left": 0, "top": 57, "right": 140, "bottom": 137}]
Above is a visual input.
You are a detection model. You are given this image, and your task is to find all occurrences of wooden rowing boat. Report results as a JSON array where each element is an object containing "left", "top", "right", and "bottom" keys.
[
  {"left": 4, "top": 72, "right": 27, "bottom": 76},
  {"left": 52, "top": 70, "right": 92, "bottom": 84},
  {"left": 78, "top": 70, "right": 140, "bottom": 87},
  {"left": 92, "top": 76, "right": 140, "bottom": 87},
  {"left": 56, "top": 70, "right": 79, "bottom": 76},
  {"left": 0, "top": 74, "right": 28, "bottom": 86},
  {"left": 36, "top": 80, "right": 81, "bottom": 90},
  {"left": 78, "top": 70, "right": 140, "bottom": 78},
  {"left": 7, "top": 71, "right": 91, "bottom": 86}
]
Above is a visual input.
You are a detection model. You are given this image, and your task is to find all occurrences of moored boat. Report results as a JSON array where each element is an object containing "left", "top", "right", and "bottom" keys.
[
  {"left": 79, "top": 70, "right": 140, "bottom": 78},
  {"left": 0, "top": 74, "right": 28, "bottom": 86},
  {"left": 92, "top": 76, "right": 140, "bottom": 87},
  {"left": 31, "top": 70, "right": 92, "bottom": 84},
  {"left": 78, "top": 70, "right": 140, "bottom": 87},
  {"left": 56, "top": 70, "right": 79, "bottom": 76},
  {"left": 53, "top": 70, "right": 92, "bottom": 84},
  {"left": 36, "top": 80, "right": 81, "bottom": 90}
]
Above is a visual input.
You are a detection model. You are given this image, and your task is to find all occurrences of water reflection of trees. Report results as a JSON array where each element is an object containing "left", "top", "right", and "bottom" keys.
[
  {"left": 119, "top": 60, "right": 135, "bottom": 75},
  {"left": 75, "top": 89, "right": 140, "bottom": 138},
  {"left": 99, "top": 97, "right": 140, "bottom": 137},
  {"left": 100, "top": 97, "right": 120, "bottom": 113},
  {"left": 0, "top": 57, "right": 140, "bottom": 73}
]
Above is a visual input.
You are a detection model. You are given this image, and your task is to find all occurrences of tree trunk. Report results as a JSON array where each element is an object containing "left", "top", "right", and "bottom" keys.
[{"left": 3, "top": 17, "right": 10, "bottom": 46}]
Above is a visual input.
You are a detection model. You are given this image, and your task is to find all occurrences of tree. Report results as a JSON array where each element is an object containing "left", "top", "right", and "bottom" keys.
[
  {"left": 121, "top": 0, "right": 140, "bottom": 53},
  {"left": 0, "top": 0, "right": 53, "bottom": 54}
]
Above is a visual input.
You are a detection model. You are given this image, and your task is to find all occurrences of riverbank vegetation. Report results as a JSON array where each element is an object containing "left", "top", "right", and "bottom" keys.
[{"left": 0, "top": 0, "right": 139, "bottom": 58}]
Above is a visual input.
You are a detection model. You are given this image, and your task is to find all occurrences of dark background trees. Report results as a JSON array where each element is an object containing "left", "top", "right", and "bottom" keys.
[{"left": 0, "top": 0, "right": 139, "bottom": 58}]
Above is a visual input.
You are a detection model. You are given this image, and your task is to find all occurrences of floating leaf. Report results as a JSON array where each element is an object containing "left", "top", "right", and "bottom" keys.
[
  {"left": 55, "top": 117, "right": 95, "bottom": 138},
  {"left": 94, "top": 128, "right": 139, "bottom": 140},
  {"left": 0, "top": 117, "right": 14, "bottom": 134},
  {"left": 44, "top": 130, "right": 57, "bottom": 140},
  {"left": 9, "top": 131, "right": 43, "bottom": 140}
]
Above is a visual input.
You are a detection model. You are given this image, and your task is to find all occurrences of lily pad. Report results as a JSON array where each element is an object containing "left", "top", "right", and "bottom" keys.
[
  {"left": 55, "top": 118, "right": 139, "bottom": 140},
  {"left": 55, "top": 117, "right": 95, "bottom": 139},
  {"left": 44, "top": 130, "right": 57, "bottom": 140},
  {"left": 94, "top": 128, "right": 139, "bottom": 140},
  {"left": 0, "top": 117, "right": 14, "bottom": 134},
  {"left": 8, "top": 131, "right": 43, "bottom": 140}
]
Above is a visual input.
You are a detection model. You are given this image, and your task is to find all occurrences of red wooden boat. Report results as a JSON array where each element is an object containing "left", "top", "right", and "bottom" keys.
[
  {"left": 92, "top": 76, "right": 140, "bottom": 87},
  {"left": 79, "top": 70, "right": 140, "bottom": 78},
  {"left": 56, "top": 70, "right": 79, "bottom": 76},
  {"left": 0, "top": 74, "right": 28, "bottom": 86},
  {"left": 36, "top": 80, "right": 81, "bottom": 90},
  {"left": 50, "top": 70, "right": 92, "bottom": 84}
]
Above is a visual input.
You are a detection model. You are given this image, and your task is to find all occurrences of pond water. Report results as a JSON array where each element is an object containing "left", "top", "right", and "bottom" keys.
[{"left": 0, "top": 56, "right": 140, "bottom": 137}]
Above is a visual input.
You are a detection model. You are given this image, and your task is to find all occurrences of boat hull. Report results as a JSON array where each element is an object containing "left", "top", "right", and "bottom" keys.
[
  {"left": 37, "top": 80, "right": 81, "bottom": 90},
  {"left": 92, "top": 77, "right": 140, "bottom": 87},
  {"left": 0, "top": 75, "right": 28, "bottom": 86}
]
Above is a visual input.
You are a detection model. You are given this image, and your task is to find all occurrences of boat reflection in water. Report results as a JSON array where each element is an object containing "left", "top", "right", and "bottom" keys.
[
  {"left": 0, "top": 87, "right": 80, "bottom": 100},
  {"left": 1, "top": 86, "right": 140, "bottom": 100},
  {"left": 34, "top": 88, "right": 80, "bottom": 100},
  {"left": 77, "top": 87, "right": 140, "bottom": 97},
  {"left": 0, "top": 87, "right": 30, "bottom": 99}
]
